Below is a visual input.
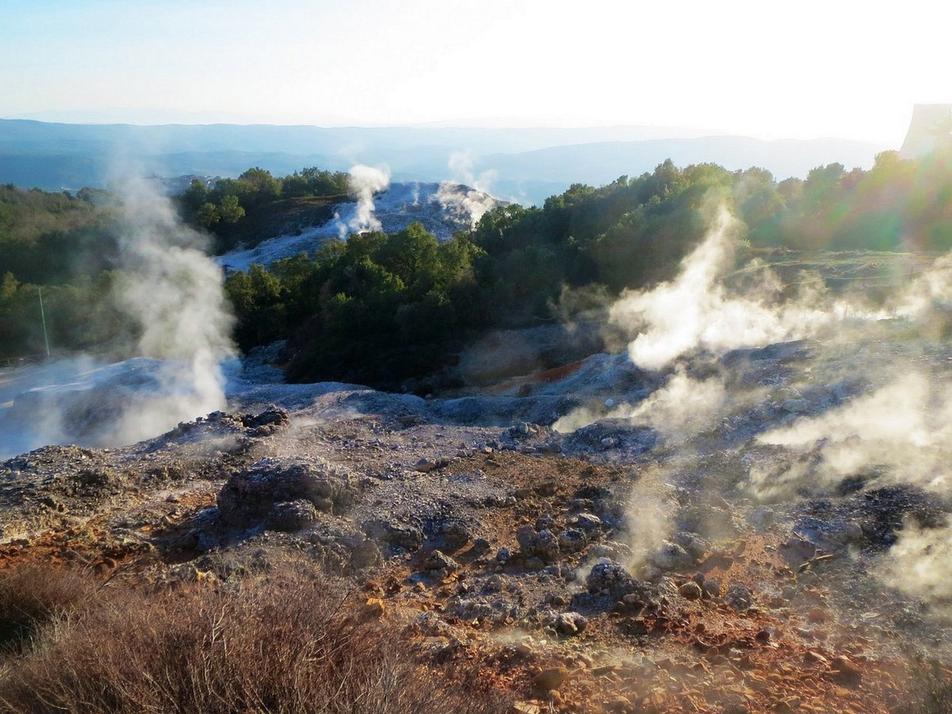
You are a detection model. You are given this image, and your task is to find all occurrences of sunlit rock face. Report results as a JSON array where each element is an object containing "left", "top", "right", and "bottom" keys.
[{"left": 900, "top": 104, "right": 952, "bottom": 159}]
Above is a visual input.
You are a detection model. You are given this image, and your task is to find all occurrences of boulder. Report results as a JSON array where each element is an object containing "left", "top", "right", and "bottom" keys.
[
  {"left": 587, "top": 558, "right": 643, "bottom": 599},
  {"left": 555, "top": 611, "right": 588, "bottom": 636},
  {"left": 218, "top": 460, "right": 355, "bottom": 529},
  {"left": 424, "top": 549, "right": 459, "bottom": 574},
  {"left": 363, "top": 518, "right": 424, "bottom": 552}
]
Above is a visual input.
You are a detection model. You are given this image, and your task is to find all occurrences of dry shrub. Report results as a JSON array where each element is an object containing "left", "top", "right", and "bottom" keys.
[
  {"left": 0, "top": 564, "right": 509, "bottom": 713},
  {"left": 0, "top": 566, "right": 96, "bottom": 653}
]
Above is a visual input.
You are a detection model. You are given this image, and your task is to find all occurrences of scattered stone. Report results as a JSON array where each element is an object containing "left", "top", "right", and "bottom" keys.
[
  {"left": 555, "top": 611, "right": 588, "bottom": 636},
  {"left": 414, "top": 458, "right": 439, "bottom": 473},
  {"left": 725, "top": 583, "right": 753, "bottom": 611},
  {"left": 348, "top": 538, "right": 382, "bottom": 570},
  {"left": 516, "top": 524, "right": 560, "bottom": 563},
  {"left": 571, "top": 512, "right": 603, "bottom": 531},
  {"left": 703, "top": 577, "right": 722, "bottom": 598},
  {"left": 496, "top": 547, "right": 511, "bottom": 564},
  {"left": 423, "top": 549, "right": 459, "bottom": 574},
  {"left": 651, "top": 540, "right": 694, "bottom": 571},
  {"left": 586, "top": 540, "right": 633, "bottom": 562},
  {"left": 673, "top": 531, "right": 709, "bottom": 561},
  {"left": 558, "top": 528, "right": 587, "bottom": 553},
  {"left": 440, "top": 520, "right": 471, "bottom": 551},
  {"left": 586, "top": 558, "right": 647, "bottom": 599},
  {"left": 470, "top": 537, "right": 491, "bottom": 557},
  {"left": 779, "top": 536, "right": 816, "bottom": 567},
  {"left": 218, "top": 460, "right": 356, "bottom": 529}
]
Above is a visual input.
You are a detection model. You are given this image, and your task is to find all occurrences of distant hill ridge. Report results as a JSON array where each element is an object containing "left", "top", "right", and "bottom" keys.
[{"left": 0, "top": 118, "right": 885, "bottom": 204}]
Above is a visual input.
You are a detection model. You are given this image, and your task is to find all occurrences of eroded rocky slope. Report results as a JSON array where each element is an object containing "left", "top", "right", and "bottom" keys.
[{"left": 3, "top": 317, "right": 951, "bottom": 713}]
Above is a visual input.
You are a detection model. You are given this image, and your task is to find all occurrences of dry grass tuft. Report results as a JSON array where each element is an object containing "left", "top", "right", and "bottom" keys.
[
  {"left": 0, "top": 565, "right": 96, "bottom": 653},
  {"left": 0, "top": 563, "right": 509, "bottom": 713}
]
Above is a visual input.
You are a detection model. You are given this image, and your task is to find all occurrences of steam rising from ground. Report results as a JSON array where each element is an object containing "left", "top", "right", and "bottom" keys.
[
  {"left": 338, "top": 164, "right": 390, "bottom": 236},
  {"left": 437, "top": 150, "right": 497, "bottom": 227},
  {"left": 754, "top": 373, "right": 952, "bottom": 497},
  {"left": 555, "top": 201, "right": 952, "bottom": 619},
  {"left": 554, "top": 367, "right": 726, "bottom": 439},
  {"left": 876, "top": 518, "right": 952, "bottom": 617},
  {"left": 607, "top": 206, "right": 882, "bottom": 370},
  {"left": 107, "top": 176, "right": 235, "bottom": 444},
  {"left": 0, "top": 175, "right": 234, "bottom": 456}
]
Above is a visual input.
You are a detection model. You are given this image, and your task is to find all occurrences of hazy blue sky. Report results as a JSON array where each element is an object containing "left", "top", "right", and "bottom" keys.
[{"left": 1, "top": 0, "right": 947, "bottom": 142}]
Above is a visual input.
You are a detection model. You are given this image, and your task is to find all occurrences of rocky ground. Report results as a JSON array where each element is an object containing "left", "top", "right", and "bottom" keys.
[{"left": 2, "top": 315, "right": 951, "bottom": 712}]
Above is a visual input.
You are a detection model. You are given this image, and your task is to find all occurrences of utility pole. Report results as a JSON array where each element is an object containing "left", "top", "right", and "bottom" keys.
[{"left": 38, "top": 286, "right": 51, "bottom": 358}]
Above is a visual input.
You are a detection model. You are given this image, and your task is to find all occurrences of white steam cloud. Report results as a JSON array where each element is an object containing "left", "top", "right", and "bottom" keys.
[
  {"left": 607, "top": 206, "right": 882, "bottom": 370},
  {"left": 554, "top": 367, "right": 727, "bottom": 439},
  {"left": 338, "top": 164, "right": 390, "bottom": 237},
  {"left": 875, "top": 517, "right": 952, "bottom": 617},
  {"left": 108, "top": 176, "right": 235, "bottom": 444},
  {"left": 753, "top": 372, "right": 952, "bottom": 498},
  {"left": 0, "top": 174, "right": 235, "bottom": 456},
  {"left": 436, "top": 150, "right": 498, "bottom": 228}
]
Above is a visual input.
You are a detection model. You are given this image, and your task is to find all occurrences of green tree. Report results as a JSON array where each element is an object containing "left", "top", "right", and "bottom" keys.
[{"left": 219, "top": 195, "right": 246, "bottom": 224}]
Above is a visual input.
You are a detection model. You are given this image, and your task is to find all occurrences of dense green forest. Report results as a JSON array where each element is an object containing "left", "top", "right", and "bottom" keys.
[
  {"left": 2, "top": 150, "right": 951, "bottom": 378},
  {"left": 177, "top": 167, "right": 350, "bottom": 253},
  {"left": 0, "top": 185, "right": 129, "bottom": 359},
  {"left": 224, "top": 149, "right": 952, "bottom": 387}
]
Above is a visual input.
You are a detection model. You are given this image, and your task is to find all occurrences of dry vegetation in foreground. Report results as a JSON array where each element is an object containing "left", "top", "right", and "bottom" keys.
[{"left": 0, "top": 563, "right": 509, "bottom": 714}]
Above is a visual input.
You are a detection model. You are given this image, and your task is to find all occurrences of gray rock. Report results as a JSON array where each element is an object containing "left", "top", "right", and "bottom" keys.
[
  {"left": 470, "top": 537, "right": 492, "bottom": 557},
  {"left": 587, "top": 558, "right": 639, "bottom": 599},
  {"left": 516, "top": 524, "right": 537, "bottom": 551},
  {"left": 218, "top": 460, "right": 355, "bottom": 529},
  {"left": 363, "top": 518, "right": 424, "bottom": 551},
  {"left": 651, "top": 540, "right": 694, "bottom": 571},
  {"left": 534, "top": 529, "right": 560, "bottom": 563},
  {"left": 725, "top": 583, "right": 753, "bottom": 611},
  {"left": 678, "top": 581, "right": 703, "bottom": 600},
  {"left": 424, "top": 549, "right": 459, "bottom": 574},
  {"left": 558, "top": 528, "right": 587, "bottom": 553},
  {"left": 266, "top": 499, "right": 319, "bottom": 531},
  {"left": 516, "top": 524, "right": 560, "bottom": 563},
  {"left": 440, "top": 520, "right": 471, "bottom": 551},
  {"left": 347, "top": 538, "right": 382, "bottom": 570},
  {"left": 555, "top": 611, "right": 588, "bottom": 636},
  {"left": 571, "top": 513, "right": 603, "bottom": 531},
  {"left": 673, "top": 531, "right": 709, "bottom": 561},
  {"left": 586, "top": 540, "right": 633, "bottom": 562}
]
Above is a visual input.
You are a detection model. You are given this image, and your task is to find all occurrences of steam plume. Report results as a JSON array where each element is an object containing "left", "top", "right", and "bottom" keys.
[
  {"left": 0, "top": 174, "right": 235, "bottom": 456},
  {"left": 609, "top": 207, "right": 860, "bottom": 369},
  {"left": 108, "top": 175, "right": 235, "bottom": 444},
  {"left": 339, "top": 164, "right": 390, "bottom": 236},
  {"left": 437, "top": 150, "right": 497, "bottom": 227}
]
